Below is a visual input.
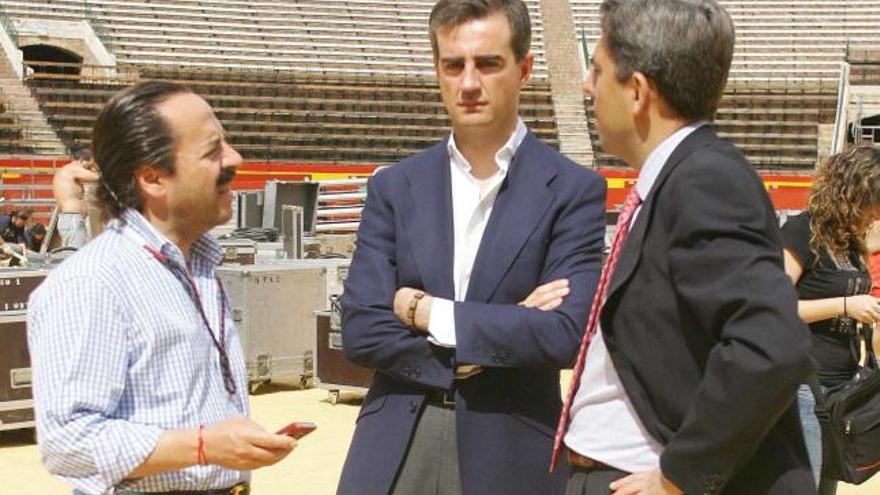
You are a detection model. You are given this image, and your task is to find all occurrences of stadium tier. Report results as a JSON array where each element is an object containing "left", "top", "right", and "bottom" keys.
[
  {"left": 850, "top": 46, "right": 880, "bottom": 86},
  {"left": 585, "top": 79, "right": 839, "bottom": 170},
  {"left": 0, "top": 90, "right": 29, "bottom": 154},
  {"left": 0, "top": 0, "right": 878, "bottom": 212},
  {"left": 0, "top": 0, "right": 550, "bottom": 77},
  {"left": 572, "top": 0, "right": 880, "bottom": 81},
  {"left": 25, "top": 65, "right": 559, "bottom": 163}
]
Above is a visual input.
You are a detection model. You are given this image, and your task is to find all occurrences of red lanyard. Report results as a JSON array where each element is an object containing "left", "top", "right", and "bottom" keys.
[{"left": 143, "top": 244, "right": 237, "bottom": 396}]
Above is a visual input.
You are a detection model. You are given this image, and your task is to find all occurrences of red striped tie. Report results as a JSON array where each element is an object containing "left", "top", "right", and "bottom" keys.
[{"left": 550, "top": 187, "right": 643, "bottom": 472}]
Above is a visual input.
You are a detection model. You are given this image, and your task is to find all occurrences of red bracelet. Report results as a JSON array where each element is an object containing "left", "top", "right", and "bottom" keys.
[{"left": 197, "top": 425, "right": 207, "bottom": 465}]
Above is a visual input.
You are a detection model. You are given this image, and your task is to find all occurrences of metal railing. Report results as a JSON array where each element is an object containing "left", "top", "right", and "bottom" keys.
[
  {"left": 831, "top": 62, "right": 851, "bottom": 154},
  {"left": 853, "top": 124, "right": 880, "bottom": 145},
  {"left": 82, "top": 0, "right": 113, "bottom": 48},
  {"left": 0, "top": 4, "right": 19, "bottom": 43}
]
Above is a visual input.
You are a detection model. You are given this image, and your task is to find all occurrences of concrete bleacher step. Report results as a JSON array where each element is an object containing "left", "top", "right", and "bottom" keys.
[
  {"left": 3, "top": 0, "right": 552, "bottom": 77},
  {"left": 0, "top": 72, "right": 67, "bottom": 156}
]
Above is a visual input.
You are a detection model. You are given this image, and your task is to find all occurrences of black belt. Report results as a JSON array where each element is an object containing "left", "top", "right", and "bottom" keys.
[
  {"left": 425, "top": 388, "right": 456, "bottom": 408},
  {"left": 568, "top": 451, "right": 615, "bottom": 471},
  {"left": 121, "top": 483, "right": 249, "bottom": 495}
]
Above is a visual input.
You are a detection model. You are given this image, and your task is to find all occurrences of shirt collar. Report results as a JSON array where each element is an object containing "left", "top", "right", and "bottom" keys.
[
  {"left": 119, "top": 208, "right": 224, "bottom": 269},
  {"left": 447, "top": 118, "right": 528, "bottom": 175},
  {"left": 635, "top": 121, "right": 708, "bottom": 201}
]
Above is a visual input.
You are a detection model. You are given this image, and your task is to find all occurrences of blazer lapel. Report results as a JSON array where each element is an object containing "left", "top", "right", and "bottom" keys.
[
  {"left": 465, "top": 134, "right": 557, "bottom": 302},
  {"left": 401, "top": 138, "right": 456, "bottom": 299},
  {"left": 606, "top": 126, "right": 717, "bottom": 300}
]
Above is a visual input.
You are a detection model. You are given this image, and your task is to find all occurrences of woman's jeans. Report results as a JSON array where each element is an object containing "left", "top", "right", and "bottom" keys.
[{"left": 797, "top": 383, "right": 839, "bottom": 495}]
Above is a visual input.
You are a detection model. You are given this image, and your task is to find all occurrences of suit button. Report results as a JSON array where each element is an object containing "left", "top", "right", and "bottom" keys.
[
  {"left": 408, "top": 400, "right": 418, "bottom": 413},
  {"left": 412, "top": 368, "right": 421, "bottom": 378}
]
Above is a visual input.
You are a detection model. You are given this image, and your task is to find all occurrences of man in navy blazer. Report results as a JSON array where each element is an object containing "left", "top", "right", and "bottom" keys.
[{"left": 337, "top": 1, "right": 606, "bottom": 494}]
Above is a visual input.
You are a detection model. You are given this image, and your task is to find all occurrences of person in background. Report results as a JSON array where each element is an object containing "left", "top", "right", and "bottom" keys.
[
  {"left": 26, "top": 222, "right": 46, "bottom": 252},
  {"left": 0, "top": 210, "right": 30, "bottom": 265},
  {"left": 865, "top": 220, "right": 880, "bottom": 297},
  {"left": 782, "top": 144, "right": 880, "bottom": 494},
  {"left": 1, "top": 209, "right": 29, "bottom": 243},
  {"left": 867, "top": 220, "right": 880, "bottom": 355},
  {"left": 28, "top": 81, "right": 296, "bottom": 495},
  {"left": 52, "top": 158, "right": 100, "bottom": 248}
]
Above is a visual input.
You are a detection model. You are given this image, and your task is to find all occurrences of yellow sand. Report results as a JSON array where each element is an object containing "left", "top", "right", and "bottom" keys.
[{"left": 2, "top": 377, "right": 878, "bottom": 494}]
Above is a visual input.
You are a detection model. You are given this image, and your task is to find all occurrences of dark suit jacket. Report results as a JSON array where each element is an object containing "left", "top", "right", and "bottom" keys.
[
  {"left": 600, "top": 126, "right": 815, "bottom": 494},
  {"left": 338, "top": 132, "right": 606, "bottom": 495}
]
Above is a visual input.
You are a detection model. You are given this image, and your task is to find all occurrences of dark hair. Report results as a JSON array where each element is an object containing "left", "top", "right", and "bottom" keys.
[
  {"left": 600, "top": 0, "right": 734, "bottom": 121},
  {"left": 13, "top": 210, "right": 29, "bottom": 220},
  {"left": 429, "top": 0, "right": 531, "bottom": 62},
  {"left": 91, "top": 81, "right": 191, "bottom": 219},
  {"left": 29, "top": 223, "right": 46, "bottom": 236}
]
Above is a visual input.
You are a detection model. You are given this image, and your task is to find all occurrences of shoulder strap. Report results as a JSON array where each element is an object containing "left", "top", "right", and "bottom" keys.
[
  {"left": 807, "top": 370, "right": 835, "bottom": 424},
  {"left": 863, "top": 323, "right": 878, "bottom": 370}
]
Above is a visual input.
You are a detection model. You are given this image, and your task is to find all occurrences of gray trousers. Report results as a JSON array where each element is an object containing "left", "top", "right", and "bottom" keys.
[
  {"left": 390, "top": 404, "right": 463, "bottom": 495},
  {"left": 565, "top": 467, "right": 629, "bottom": 495}
]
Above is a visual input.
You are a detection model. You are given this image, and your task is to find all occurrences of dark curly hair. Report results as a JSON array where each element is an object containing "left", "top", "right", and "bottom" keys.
[{"left": 807, "top": 144, "right": 880, "bottom": 262}]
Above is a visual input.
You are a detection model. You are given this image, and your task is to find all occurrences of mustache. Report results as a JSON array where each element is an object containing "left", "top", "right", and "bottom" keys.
[{"left": 217, "top": 167, "right": 236, "bottom": 187}]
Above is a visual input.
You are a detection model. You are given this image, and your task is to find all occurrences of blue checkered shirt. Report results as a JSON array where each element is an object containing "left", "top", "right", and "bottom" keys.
[{"left": 28, "top": 209, "right": 250, "bottom": 494}]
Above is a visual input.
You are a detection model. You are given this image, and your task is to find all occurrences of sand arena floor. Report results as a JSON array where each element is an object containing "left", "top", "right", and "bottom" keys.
[{"left": 2, "top": 374, "right": 878, "bottom": 495}]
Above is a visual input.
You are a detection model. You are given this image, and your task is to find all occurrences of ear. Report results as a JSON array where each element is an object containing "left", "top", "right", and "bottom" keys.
[
  {"left": 519, "top": 52, "right": 535, "bottom": 86},
  {"left": 134, "top": 165, "right": 168, "bottom": 202},
  {"left": 630, "top": 71, "right": 653, "bottom": 116}
]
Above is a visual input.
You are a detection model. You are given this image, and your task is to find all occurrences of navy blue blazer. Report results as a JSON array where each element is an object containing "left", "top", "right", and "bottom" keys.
[{"left": 338, "top": 132, "right": 607, "bottom": 495}]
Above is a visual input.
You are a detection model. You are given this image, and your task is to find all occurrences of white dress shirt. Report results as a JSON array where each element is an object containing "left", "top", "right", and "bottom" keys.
[
  {"left": 427, "top": 119, "right": 528, "bottom": 347},
  {"left": 564, "top": 121, "right": 707, "bottom": 473}
]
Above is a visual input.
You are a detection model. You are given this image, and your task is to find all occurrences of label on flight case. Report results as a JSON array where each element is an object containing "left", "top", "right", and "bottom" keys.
[{"left": 10, "top": 368, "right": 31, "bottom": 389}]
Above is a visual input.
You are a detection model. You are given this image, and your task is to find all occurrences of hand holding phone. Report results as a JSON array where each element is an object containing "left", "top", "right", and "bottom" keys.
[{"left": 276, "top": 421, "right": 317, "bottom": 439}]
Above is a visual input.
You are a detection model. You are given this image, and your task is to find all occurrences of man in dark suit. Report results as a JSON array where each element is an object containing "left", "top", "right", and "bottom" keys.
[
  {"left": 338, "top": 1, "right": 606, "bottom": 494},
  {"left": 554, "top": 1, "right": 815, "bottom": 494}
]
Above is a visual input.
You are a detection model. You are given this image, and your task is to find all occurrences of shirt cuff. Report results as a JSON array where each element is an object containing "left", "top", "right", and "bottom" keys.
[
  {"left": 427, "top": 297, "right": 456, "bottom": 348},
  {"left": 92, "top": 420, "right": 164, "bottom": 491}
]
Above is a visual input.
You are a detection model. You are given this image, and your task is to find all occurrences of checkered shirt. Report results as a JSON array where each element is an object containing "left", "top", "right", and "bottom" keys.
[{"left": 27, "top": 209, "right": 250, "bottom": 494}]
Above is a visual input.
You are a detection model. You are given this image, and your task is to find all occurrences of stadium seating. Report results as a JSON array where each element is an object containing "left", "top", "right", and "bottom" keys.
[
  {"left": 26, "top": 65, "right": 559, "bottom": 163},
  {"left": 849, "top": 46, "right": 880, "bottom": 86},
  {"left": 570, "top": 0, "right": 880, "bottom": 81},
  {"left": 569, "top": 0, "right": 880, "bottom": 170},
  {"left": 2, "top": 0, "right": 550, "bottom": 77},
  {"left": 2, "top": 0, "right": 878, "bottom": 171},
  {"left": 0, "top": 91, "right": 29, "bottom": 155},
  {"left": 5, "top": 0, "right": 559, "bottom": 163}
]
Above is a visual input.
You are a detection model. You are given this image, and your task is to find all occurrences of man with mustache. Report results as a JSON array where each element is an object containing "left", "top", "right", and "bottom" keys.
[
  {"left": 28, "top": 81, "right": 296, "bottom": 495},
  {"left": 337, "top": 1, "right": 606, "bottom": 494}
]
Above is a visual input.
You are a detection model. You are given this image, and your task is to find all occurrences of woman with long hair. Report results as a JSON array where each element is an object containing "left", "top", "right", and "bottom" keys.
[{"left": 782, "top": 143, "right": 880, "bottom": 494}]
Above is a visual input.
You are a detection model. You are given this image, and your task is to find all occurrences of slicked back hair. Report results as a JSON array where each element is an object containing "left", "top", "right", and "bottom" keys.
[{"left": 91, "top": 81, "right": 191, "bottom": 219}]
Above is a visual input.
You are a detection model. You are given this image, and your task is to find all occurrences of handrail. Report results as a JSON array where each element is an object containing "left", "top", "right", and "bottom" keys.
[
  {"left": 0, "top": 4, "right": 24, "bottom": 79},
  {"left": 0, "top": 4, "right": 18, "bottom": 42},
  {"left": 831, "top": 62, "right": 851, "bottom": 154}
]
